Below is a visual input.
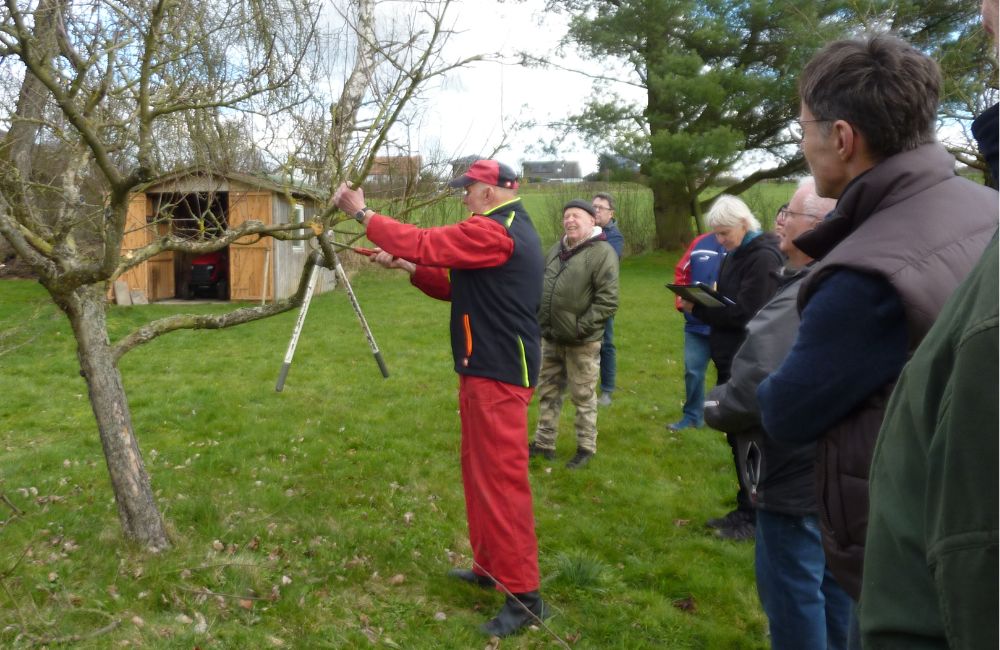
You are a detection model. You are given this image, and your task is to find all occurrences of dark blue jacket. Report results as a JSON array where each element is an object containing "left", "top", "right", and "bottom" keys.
[
  {"left": 677, "top": 233, "right": 727, "bottom": 335},
  {"left": 972, "top": 102, "right": 999, "bottom": 183},
  {"left": 603, "top": 220, "right": 625, "bottom": 258}
]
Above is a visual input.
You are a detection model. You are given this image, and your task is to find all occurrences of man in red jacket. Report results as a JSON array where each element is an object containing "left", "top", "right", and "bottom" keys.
[{"left": 334, "top": 160, "right": 548, "bottom": 638}]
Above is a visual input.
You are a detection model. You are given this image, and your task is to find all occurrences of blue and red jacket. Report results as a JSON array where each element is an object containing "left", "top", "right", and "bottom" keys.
[
  {"left": 674, "top": 232, "right": 726, "bottom": 335},
  {"left": 366, "top": 198, "right": 544, "bottom": 388}
]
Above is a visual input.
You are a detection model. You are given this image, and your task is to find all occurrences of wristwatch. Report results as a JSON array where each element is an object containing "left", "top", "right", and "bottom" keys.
[{"left": 354, "top": 206, "right": 371, "bottom": 223}]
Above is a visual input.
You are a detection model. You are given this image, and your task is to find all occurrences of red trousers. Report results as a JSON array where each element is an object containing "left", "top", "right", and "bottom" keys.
[{"left": 458, "top": 374, "right": 539, "bottom": 593}]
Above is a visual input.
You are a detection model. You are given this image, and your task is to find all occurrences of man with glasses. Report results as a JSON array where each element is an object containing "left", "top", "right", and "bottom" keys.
[
  {"left": 860, "top": 4, "right": 999, "bottom": 647},
  {"left": 756, "top": 34, "right": 997, "bottom": 635},
  {"left": 333, "top": 159, "right": 549, "bottom": 637},
  {"left": 772, "top": 203, "right": 789, "bottom": 237},
  {"left": 705, "top": 178, "right": 849, "bottom": 648},
  {"left": 590, "top": 192, "right": 623, "bottom": 406}
]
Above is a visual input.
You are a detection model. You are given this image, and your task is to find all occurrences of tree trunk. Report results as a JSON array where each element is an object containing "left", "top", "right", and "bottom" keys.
[
  {"left": 328, "top": 0, "right": 375, "bottom": 185},
  {"left": 651, "top": 182, "right": 697, "bottom": 250},
  {"left": 57, "top": 283, "right": 169, "bottom": 550}
]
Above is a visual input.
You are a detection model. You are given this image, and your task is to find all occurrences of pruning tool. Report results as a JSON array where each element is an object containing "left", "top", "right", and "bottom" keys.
[{"left": 275, "top": 232, "right": 389, "bottom": 392}]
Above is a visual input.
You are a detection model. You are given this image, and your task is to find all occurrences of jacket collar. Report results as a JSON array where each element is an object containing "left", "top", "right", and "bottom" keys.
[
  {"left": 794, "top": 143, "right": 957, "bottom": 260},
  {"left": 559, "top": 228, "right": 607, "bottom": 261},
  {"left": 477, "top": 197, "right": 521, "bottom": 218}
]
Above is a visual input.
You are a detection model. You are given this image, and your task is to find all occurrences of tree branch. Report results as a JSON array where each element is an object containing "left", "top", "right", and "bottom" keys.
[
  {"left": 0, "top": 493, "right": 25, "bottom": 519},
  {"left": 513, "top": 52, "right": 645, "bottom": 89},
  {"left": 110, "top": 251, "right": 323, "bottom": 362},
  {"left": 707, "top": 156, "right": 807, "bottom": 208},
  {"left": 114, "top": 221, "right": 311, "bottom": 278},
  {"left": 21, "top": 611, "right": 121, "bottom": 646}
]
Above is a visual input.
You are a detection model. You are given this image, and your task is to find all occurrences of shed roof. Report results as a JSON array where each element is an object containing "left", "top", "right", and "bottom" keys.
[{"left": 134, "top": 167, "right": 325, "bottom": 202}]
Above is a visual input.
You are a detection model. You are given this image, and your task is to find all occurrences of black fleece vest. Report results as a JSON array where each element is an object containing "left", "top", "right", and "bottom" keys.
[{"left": 449, "top": 200, "right": 544, "bottom": 388}]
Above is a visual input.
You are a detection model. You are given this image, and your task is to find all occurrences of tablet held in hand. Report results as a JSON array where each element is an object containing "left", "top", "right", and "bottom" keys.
[{"left": 665, "top": 282, "right": 735, "bottom": 308}]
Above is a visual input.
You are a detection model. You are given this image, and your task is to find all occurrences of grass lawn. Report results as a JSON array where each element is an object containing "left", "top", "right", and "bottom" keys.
[{"left": 0, "top": 251, "right": 768, "bottom": 649}]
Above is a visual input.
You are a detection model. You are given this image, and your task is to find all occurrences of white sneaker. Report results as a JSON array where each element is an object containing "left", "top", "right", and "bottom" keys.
[{"left": 597, "top": 393, "right": 612, "bottom": 407}]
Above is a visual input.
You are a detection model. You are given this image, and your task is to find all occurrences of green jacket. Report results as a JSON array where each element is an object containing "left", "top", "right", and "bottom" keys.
[
  {"left": 538, "top": 232, "right": 619, "bottom": 345},
  {"left": 860, "top": 234, "right": 999, "bottom": 649}
]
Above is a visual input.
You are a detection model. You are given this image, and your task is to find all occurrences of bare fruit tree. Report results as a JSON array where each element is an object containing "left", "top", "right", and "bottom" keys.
[
  {"left": 280, "top": 0, "right": 480, "bottom": 215},
  {"left": 0, "top": 0, "right": 475, "bottom": 550}
]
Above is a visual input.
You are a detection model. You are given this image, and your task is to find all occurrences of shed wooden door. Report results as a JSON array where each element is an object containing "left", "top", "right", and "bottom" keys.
[
  {"left": 228, "top": 191, "right": 272, "bottom": 301},
  {"left": 118, "top": 194, "right": 152, "bottom": 296},
  {"left": 119, "top": 194, "right": 174, "bottom": 300}
]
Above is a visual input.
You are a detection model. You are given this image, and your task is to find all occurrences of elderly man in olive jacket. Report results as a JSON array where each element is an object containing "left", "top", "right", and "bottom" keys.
[{"left": 529, "top": 199, "right": 618, "bottom": 470}]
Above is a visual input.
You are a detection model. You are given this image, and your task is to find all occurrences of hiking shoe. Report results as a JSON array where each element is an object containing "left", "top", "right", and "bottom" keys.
[
  {"left": 597, "top": 392, "right": 612, "bottom": 407},
  {"left": 715, "top": 519, "right": 756, "bottom": 542},
  {"left": 479, "top": 591, "right": 550, "bottom": 637},
  {"left": 666, "top": 419, "right": 698, "bottom": 432},
  {"left": 705, "top": 509, "right": 750, "bottom": 530},
  {"left": 565, "top": 449, "right": 594, "bottom": 469},
  {"left": 447, "top": 568, "right": 495, "bottom": 589},
  {"left": 528, "top": 441, "right": 555, "bottom": 460}
]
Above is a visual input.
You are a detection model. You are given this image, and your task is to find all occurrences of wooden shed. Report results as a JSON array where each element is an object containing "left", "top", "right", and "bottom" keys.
[{"left": 119, "top": 169, "right": 336, "bottom": 302}]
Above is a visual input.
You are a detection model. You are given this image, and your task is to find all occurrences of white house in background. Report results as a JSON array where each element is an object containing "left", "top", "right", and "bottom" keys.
[{"left": 521, "top": 160, "right": 583, "bottom": 183}]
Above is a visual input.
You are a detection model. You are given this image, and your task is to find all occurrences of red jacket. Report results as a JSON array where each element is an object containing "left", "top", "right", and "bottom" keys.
[{"left": 366, "top": 199, "right": 544, "bottom": 387}]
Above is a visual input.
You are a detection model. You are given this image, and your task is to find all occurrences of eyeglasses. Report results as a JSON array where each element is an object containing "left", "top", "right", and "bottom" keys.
[
  {"left": 591, "top": 204, "right": 611, "bottom": 212},
  {"left": 777, "top": 207, "right": 819, "bottom": 221},
  {"left": 790, "top": 118, "right": 831, "bottom": 142}
]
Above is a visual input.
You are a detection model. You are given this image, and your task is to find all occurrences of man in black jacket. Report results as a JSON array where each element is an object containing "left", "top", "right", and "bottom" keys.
[{"left": 705, "top": 179, "right": 849, "bottom": 648}]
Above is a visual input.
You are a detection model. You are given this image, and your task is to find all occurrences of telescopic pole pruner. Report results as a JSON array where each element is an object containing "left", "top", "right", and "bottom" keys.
[
  {"left": 275, "top": 252, "right": 322, "bottom": 392},
  {"left": 317, "top": 230, "right": 390, "bottom": 379},
  {"left": 275, "top": 234, "right": 390, "bottom": 391}
]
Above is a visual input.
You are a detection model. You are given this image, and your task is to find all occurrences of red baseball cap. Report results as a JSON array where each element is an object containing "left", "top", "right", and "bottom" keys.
[{"left": 448, "top": 159, "right": 519, "bottom": 190}]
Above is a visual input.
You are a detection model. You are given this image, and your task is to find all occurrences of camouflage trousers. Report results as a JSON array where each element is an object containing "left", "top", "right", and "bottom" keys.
[{"left": 532, "top": 338, "right": 602, "bottom": 454}]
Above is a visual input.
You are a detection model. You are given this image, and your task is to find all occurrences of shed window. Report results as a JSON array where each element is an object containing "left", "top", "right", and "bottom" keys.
[{"left": 292, "top": 204, "right": 304, "bottom": 250}]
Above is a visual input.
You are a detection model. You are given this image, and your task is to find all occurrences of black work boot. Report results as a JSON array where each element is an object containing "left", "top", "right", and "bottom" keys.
[
  {"left": 715, "top": 517, "right": 756, "bottom": 541},
  {"left": 565, "top": 448, "right": 594, "bottom": 469},
  {"left": 528, "top": 441, "right": 555, "bottom": 460},
  {"left": 446, "top": 568, "right": 495, "bottom": 589},
  {"left": 480, "top": 591, "right": 550, "bottom": 637},
  {"left": 705, "top": 508, "right": 743, "bottom": 529}
]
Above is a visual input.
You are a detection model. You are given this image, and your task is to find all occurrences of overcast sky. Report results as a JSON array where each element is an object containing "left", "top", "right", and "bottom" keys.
[
  {"left": 413, "top": 0, "right": 640, "bottom": 176},
  {"left": 411, "top": 1, "right": 981, "bottom": 179},
  {"left": 313, "top": 1, "right": 982, "bottom": 183}
]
